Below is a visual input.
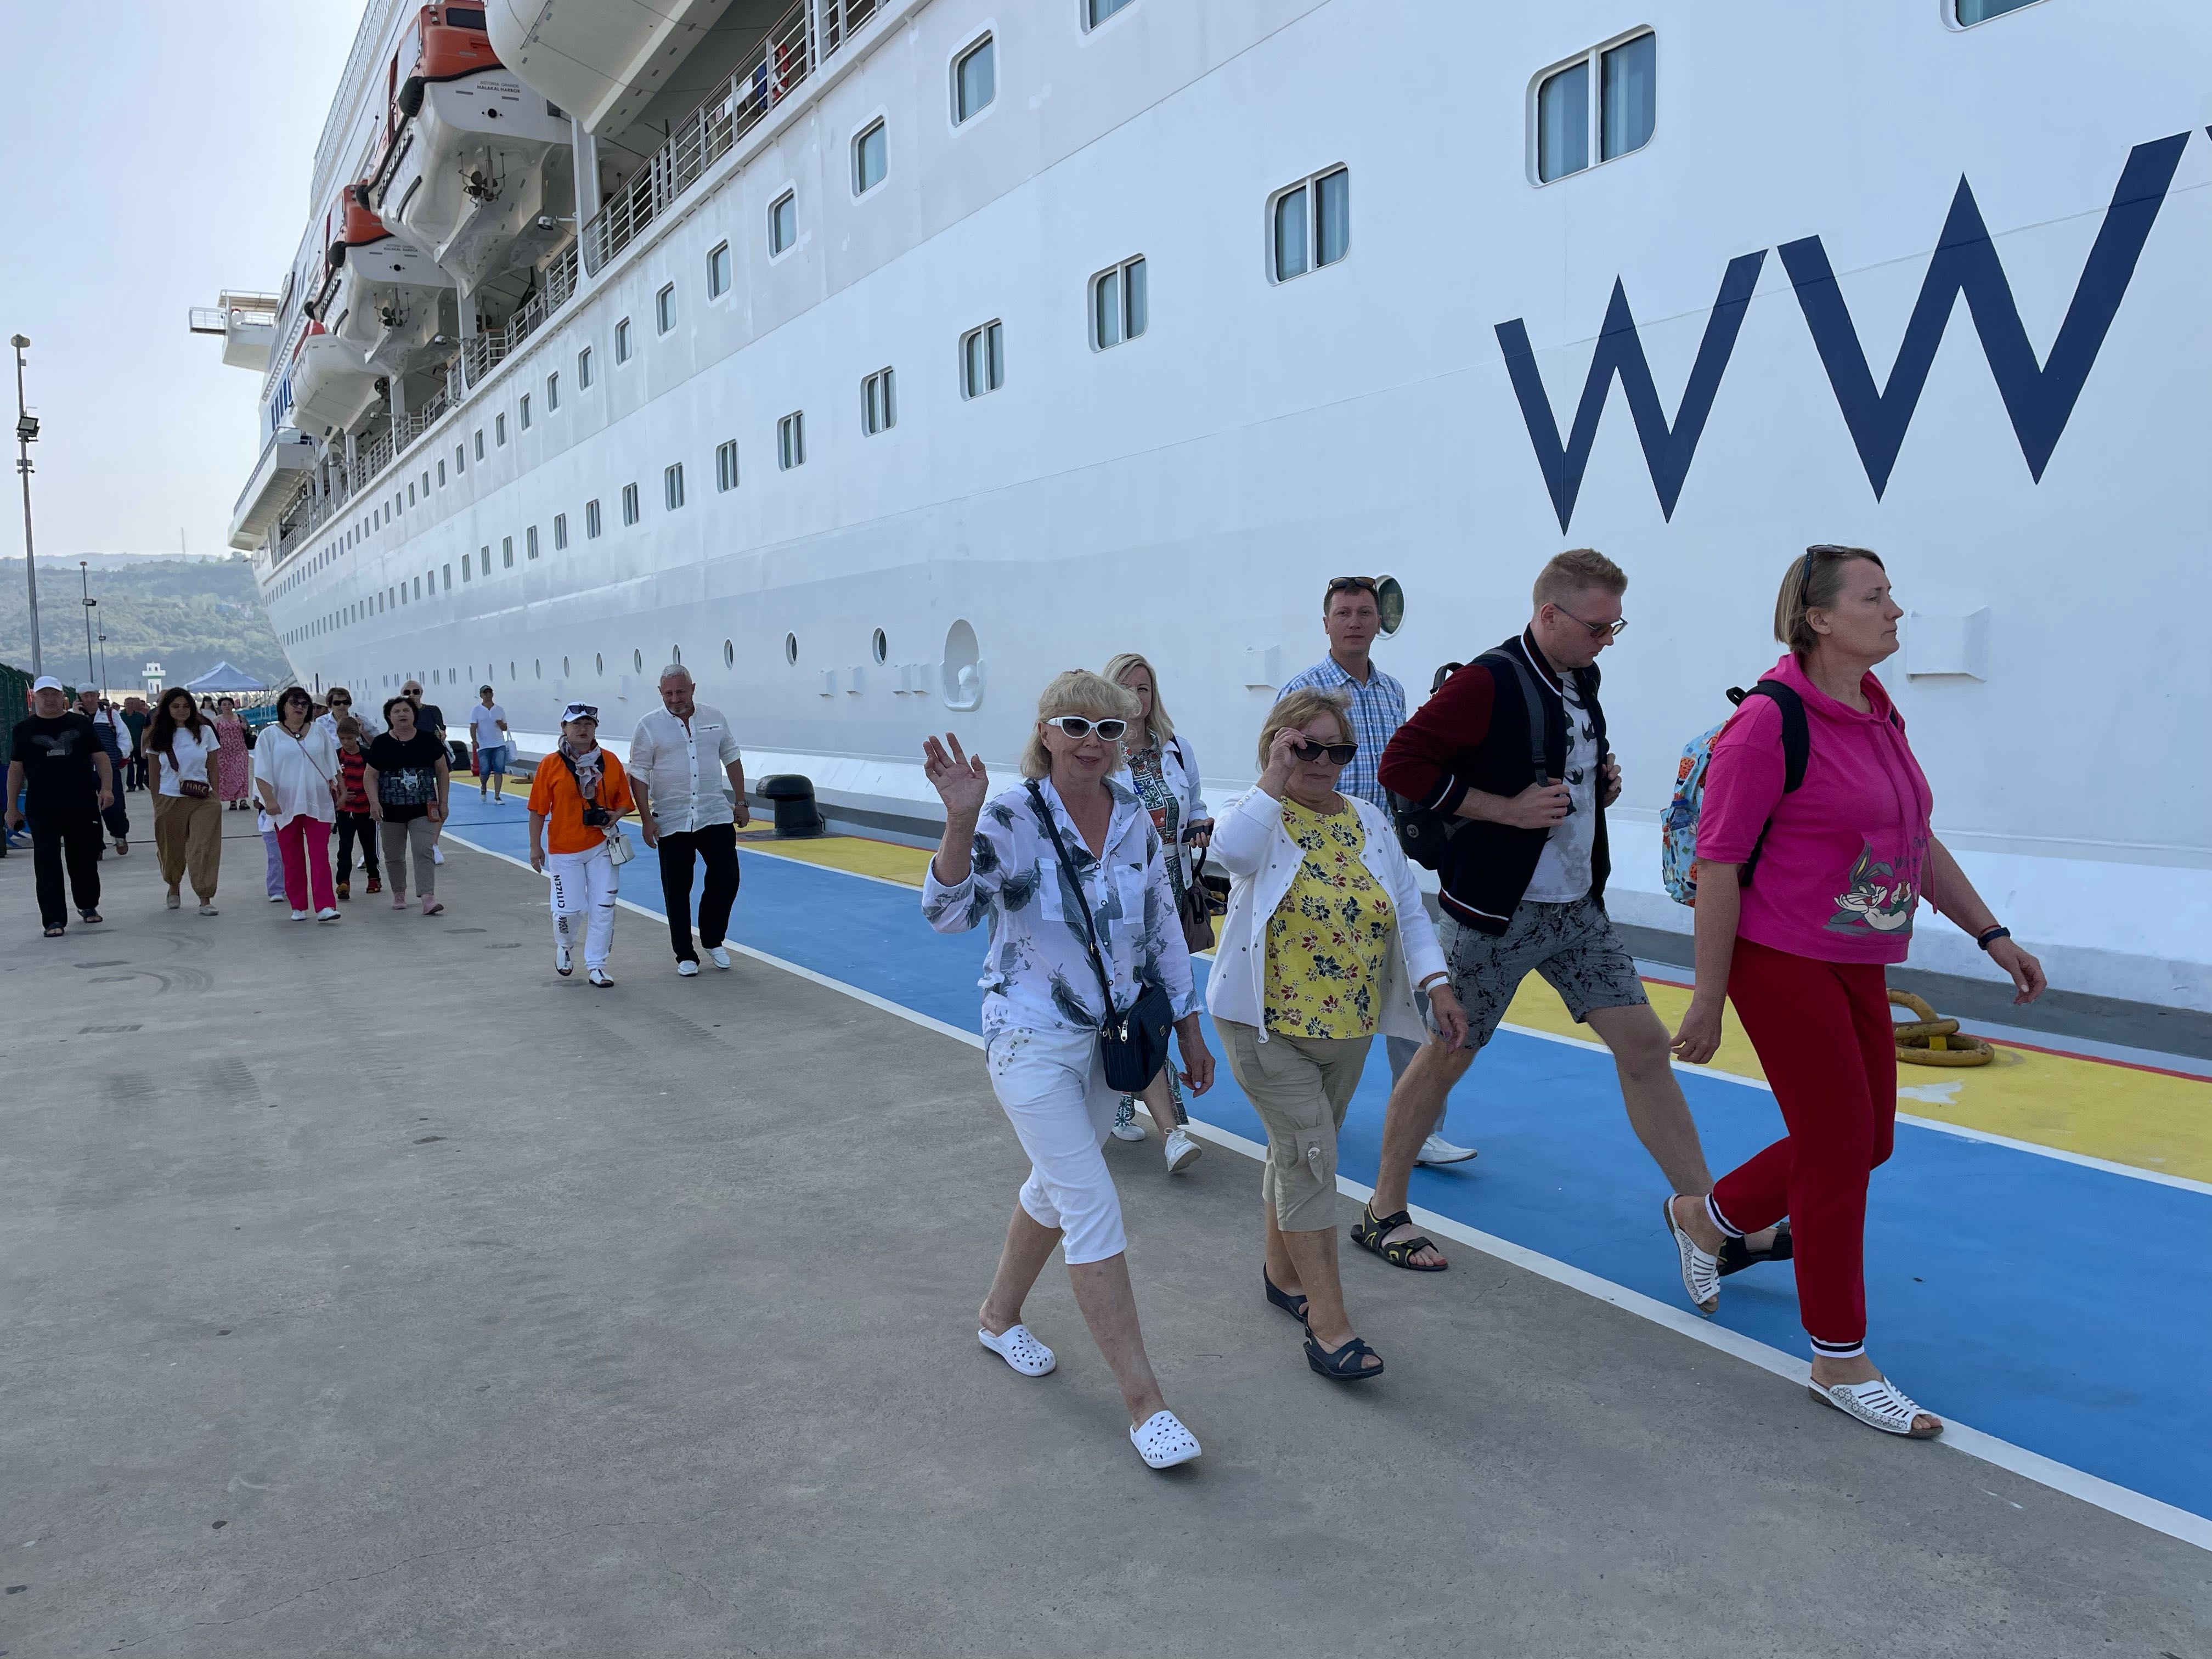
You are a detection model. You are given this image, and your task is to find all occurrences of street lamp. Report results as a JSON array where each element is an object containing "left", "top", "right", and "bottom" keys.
[
  {"left": 12, "top": 333, "right": 40, "bottom": 676},
  {"left": 80, "top": 559, "right": 97, "bottom": 689}
]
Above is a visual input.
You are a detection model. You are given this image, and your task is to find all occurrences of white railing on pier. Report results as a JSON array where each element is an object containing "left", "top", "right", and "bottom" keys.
[{"left": 580, "top": 0, "right": 879, "bottom": 275}]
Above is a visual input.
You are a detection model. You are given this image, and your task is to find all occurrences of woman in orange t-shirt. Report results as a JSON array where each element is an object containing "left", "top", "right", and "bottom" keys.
[{"left": 527, "top": 704, "right": 635, "bottom": 986}]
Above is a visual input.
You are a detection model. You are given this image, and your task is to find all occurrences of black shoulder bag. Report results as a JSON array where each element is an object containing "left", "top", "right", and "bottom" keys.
[{"left": 1026, "top": 781, "right": 1177, "bottom": 1092}]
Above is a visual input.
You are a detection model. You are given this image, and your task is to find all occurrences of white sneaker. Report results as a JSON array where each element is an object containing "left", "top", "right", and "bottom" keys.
[
  {"left": 290, "top": 908, "right": 310, "bottom": 921},
  {"left": 316, "top": 907, "right": 341, "bottom": 923},
  {"left": 1164, "top": 1126, "right": 1202, "bottom": 1173},
  {"left": 587, "top": 967, "right": 614, "bottom": 988},
  {"left": 1110, "top": 1099, "right": 1147, "bottom": 1142},
  {"left": 676, "top": 958, "right": 700, "bottom": 977},
  {"left": 1416, "top": 1132, "right": 1479, "bottom": 1166},
  {"left": 431, "top": 844, "right": 444, "bottom": 865},
  {"left": 707, "top": 945, "right": 731, "bottom": 969},
  {"left": 555, "top": 944, "right": 573, "bottom": 978},
  {"left": 267, "top": 893, "right": 285, "bottom": 903}
]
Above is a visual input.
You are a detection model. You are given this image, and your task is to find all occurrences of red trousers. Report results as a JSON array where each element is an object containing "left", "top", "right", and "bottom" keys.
[
  {"left": 276, "top": 816, "right": 336, "bottom": 912},
  {"left": 1708, "top": 937, "right": 1896, "bottom": 1358}
]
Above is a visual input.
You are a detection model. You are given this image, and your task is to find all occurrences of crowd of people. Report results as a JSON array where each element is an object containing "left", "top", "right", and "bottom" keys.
[{"left": 923, "top": 548, "right": 2046, "bottom": 1470}]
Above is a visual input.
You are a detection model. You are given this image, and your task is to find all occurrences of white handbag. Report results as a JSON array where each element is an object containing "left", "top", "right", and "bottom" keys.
[{"left": 605, "top": 826, "right": 635, "bottom": 866}]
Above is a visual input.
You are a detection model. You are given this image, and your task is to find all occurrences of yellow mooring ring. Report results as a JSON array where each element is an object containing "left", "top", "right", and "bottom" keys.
[{"left": 1889, "top": 988, "right": 1994, "bottom": 1066}]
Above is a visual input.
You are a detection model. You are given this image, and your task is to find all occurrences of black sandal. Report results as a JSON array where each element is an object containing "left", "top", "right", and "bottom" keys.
[
  {"left": 1350, "top": 1206, "right": 1447, "bottom": 1272},
  {"left": 42, "top": 925, "right": 65, "bottom": 938},
  {"left": 1263, "top": 1270, "right": 1308, "bottom": 1325},
  {"left": 1305, "top": 1333, "right": 1385, "bottom": 1381},
  {"left": 1718, "top": 1218, "right": 1793, "bottom": 1278}
]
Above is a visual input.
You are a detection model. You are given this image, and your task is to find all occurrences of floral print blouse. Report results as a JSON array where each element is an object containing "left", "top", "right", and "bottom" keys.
[
  {"left": 1263, "top": 797, "right": 1394, "bottom": 1039},
  {"left": 923, "top": 776, "right": 1200, "bottom": 1041}
]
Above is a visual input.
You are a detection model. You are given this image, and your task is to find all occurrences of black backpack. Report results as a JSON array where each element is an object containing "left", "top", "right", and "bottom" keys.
[{"left": 1389, "top": 652, "right": 1555, "bottom": 871}]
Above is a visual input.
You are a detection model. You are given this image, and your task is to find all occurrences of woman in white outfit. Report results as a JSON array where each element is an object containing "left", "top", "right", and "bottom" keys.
[
  {"left": 1102, "top": 651, "right": 1214, "bottom": 1174},
  {"left": 527, "top": 704, "right": 634, "bottom": 988},
  {"left": 922, "top": 670, "right": 1217, "bottom": 1470},
  {"left": 250, "top": 685, "right": 343, "bottom": 922},
  {"left": 1209, "top": 688, "right": 1469, "bottom": 1380}
]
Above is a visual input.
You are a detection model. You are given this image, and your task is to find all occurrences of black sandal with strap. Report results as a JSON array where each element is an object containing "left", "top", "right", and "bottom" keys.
[
  {"left": 1718, "top": 1217, "right": 1793, "bottom": 1278},
  {"left": 1305, "top": 1333, "right": 1385, "bottom": 1381},
  {"left": 1263, "top": 1270, "right": 1308, "bottom": 1325},
  {"left": 1350, "top": 1206, "right": 1447, "bottom": 1272}
]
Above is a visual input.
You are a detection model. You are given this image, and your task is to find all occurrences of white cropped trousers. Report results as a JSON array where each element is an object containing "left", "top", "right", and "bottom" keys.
[
  {"left": 546, "top": 844, "right": 618, "bottom": 970},
  {"left": 984, "top": 1025, "right": 1127, "bottom": 1266}
]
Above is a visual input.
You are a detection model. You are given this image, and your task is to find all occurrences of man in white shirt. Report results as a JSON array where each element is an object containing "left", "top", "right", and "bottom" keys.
[
  {"left": 630, "top": 664, "right": 748, "bottom": 977},
  {"left": 469, "top": 685, "right": 511, "bottom": 801}
]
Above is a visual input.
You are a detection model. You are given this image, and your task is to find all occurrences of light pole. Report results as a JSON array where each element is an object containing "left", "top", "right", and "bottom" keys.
[
  {"left": 12, "top": 334, "right": 40, "bottom": 676},
  {"left": 80, "top": 560, "right": 98, "bottom": 689}
]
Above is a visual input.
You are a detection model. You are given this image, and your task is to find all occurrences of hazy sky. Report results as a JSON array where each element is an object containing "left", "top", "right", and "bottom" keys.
[{"left": 0, "top": 4, "right": 363, "bottom": 560}]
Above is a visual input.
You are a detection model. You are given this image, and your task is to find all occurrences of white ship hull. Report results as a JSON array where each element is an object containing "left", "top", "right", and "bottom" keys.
[{"left": 242, "top": 0, "right": 2212, "bottom": 1009}]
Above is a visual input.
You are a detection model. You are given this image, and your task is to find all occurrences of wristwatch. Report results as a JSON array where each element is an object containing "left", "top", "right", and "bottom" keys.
[{"left": 1975, "top": 925, "right": 2011, "bottom": 951}]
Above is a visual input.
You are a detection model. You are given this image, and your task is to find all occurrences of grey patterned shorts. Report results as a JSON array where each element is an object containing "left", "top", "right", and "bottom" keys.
[{"left": 1431, "top": 897, "right": 1647, "bottom": 1052}]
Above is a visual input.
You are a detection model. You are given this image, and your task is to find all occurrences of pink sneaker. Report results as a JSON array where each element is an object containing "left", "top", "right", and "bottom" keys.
[
  {"left": 392, "top": 893, "right": 409, "bottom": 910},
  {"left": 421, "top": 897, "right": 444, "bottom": 916}
]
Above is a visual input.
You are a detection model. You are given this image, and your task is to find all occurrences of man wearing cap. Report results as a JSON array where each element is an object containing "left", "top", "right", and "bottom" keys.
[
  {"left": 7, "top": 676, "right": 115, "bottom": 936},
  {"left": 527, "top": 703, "right": 634, "bottom": 988},
  {"left": 629, "top": 664, "right": 747, "bottom": 978},
  {"left": 468, "top": 685, "right": 511, "bottom": 802}
]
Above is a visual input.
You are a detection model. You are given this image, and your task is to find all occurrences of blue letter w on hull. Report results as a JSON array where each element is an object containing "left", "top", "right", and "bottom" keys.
[
  {"left": 1496, "top": 252, "right": 1766, "bottom": 533},
  {"left": 1780, "top": 132, "right": 2188, "bottom": 499}
]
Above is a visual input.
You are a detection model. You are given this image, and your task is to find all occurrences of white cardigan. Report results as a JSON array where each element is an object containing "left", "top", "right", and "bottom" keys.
[{"left": 1204, "top": 786, "right": 1447, "bottom": 1043}]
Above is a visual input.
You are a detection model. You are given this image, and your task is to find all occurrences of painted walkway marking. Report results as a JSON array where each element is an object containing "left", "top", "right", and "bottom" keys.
[{"left": 439, "top": 805, "right": 2211, "bottom": 1548}]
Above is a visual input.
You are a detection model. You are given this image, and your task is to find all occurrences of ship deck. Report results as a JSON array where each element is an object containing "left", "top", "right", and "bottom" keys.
[{"left": 3, "top": 798, "right": 2207, "bottom": 1654}]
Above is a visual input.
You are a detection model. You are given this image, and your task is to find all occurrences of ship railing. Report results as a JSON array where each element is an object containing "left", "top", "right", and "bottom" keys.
[
  {"left": 580, "top": 0, "right": 836, "bottom": 275},
  {"left": 264, "top": 376, "right": 455, "bottom": 569},
  {"left": 459, "top": 242, "right": 579, "bottom": 389}
]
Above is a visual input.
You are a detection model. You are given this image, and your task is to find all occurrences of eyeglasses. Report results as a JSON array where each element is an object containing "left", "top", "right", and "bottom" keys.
[
  {"left": 1550, "top": 601, "right": 1627, "bottom": 639},
  {"left": 1325, "top": 575, "right": 1378, "bottom": 598},
  {"left": 1292, "top": 739, "right": 1358, "bottom": 765},
  {"left": 1043, "top": 716, "right": 1127, "bottom": 741}
]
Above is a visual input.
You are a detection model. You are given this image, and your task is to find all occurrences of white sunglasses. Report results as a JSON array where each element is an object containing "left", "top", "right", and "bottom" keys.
[{"left": 1043, "top": 715, "right": 1127, "bottom": 741}]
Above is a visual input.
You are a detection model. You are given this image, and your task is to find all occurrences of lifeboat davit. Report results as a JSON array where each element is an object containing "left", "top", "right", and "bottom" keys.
[
  {"left": 370, "top": 4, "right": 573, "bottom": 294},
  {"left": 287, "top": 320, "right": 382, "bottom": 438},
  {"left": 485, "top": 0, "right": 741, "bottom": 136},
  {"left": 325, "top": 188, "right": 455, "bottom": 379}
]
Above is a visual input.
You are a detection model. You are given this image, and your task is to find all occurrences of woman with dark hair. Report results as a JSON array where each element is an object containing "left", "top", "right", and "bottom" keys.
[
  {"left": 364, "top": 696, "right": 450, "bottom": 914},
  {"left": 1668, "top": 545, "right": 2046, "bottom": 1440},
  {"left": 211, "top": 696, "right": 252, "bottom": 810},
  {"left": 252, "top": 685, "right": 343, "bottom": 922},
  {"left": 144, "top": 686, "right": 223, "bottom": 914}
]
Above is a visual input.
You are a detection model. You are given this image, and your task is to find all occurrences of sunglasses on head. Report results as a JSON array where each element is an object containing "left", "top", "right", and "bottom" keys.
[
  {"left": 1326, "top": 575, "right": 1378, "bottom": 598},
  {"left": 1293, "top": 738, "right": 1358, "bottom": 765},
  {"left": 1043, "top": 715, "right": 1127, "bottom": 742},
  {"left": 565, "top": 707, "right": 599, "bottom": 721}
]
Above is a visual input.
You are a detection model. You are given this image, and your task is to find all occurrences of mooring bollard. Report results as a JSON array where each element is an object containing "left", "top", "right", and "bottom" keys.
[{"left": 759, "top": 774, "right": 826, "bottom": 838}]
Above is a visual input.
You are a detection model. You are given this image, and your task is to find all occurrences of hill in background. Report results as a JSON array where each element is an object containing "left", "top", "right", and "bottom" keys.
[{"left": 0, "top": 555, "right": 285, "bottom": 689}]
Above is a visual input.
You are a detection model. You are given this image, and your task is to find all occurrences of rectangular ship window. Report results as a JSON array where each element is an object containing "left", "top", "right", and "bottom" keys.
[
  {"left": 615, "top": 319, "right": 632, "bottom": 363},
  {"left": 961, "top": 320, "right": 1003, "bottom": 398},
  {"left": 622, "top": 483, "right": 640, "bottom": 525},
  {"left": 554, "top": 513, "right": 568, "bottom": 550},
  {"left": 657, "top": 283, "right": 676, "bottom": 334},
  {"left": 546, "top": 371, "right": 559, "bottom": 411},
  {"left": 778, "top": 411, "right": 805, "bottom": 470},
  {"left": 527, "top": 525, "right": 540, "bottom": 559},
  {"left": 462, "top": 552, "right": 472, "bottom": 582},
  {"left": 1091, "top": 257, "right": 1146, "bottom": 349},
  {"left": 708, "top": 241, "right": 731, "bottom": 297},
  {"left": 955, "top": 35, "right": 994, "bottom": 123},
  {"left": 853, "top": 121, "right": 887, "bottom": 195},
  {"left": 862, "top": 368, "right": 896, "bottom": 434},
  {"left": 717, "top": 439, "right": 739, "bottom": 491},
  {"left": 664, "top": 464, "right": 685, "bottom": 510},
  {"left": 770, "top": 191, "right": 797, "bottom": 256},
  {"left": 579, "top": 346, "right": 594, "bottom": 387},
  {"left": 496, "top": 413, "right": 508, "bottom": 445},
  {"left": 1536, "top": 31, "right": 1654, "bottom": 183},
  {"left": 502, "top": 536, "right": 514, "bottom": 568},
  {"left": 519, "top": 394, "right": 531, "bottom": 431},
  {"left": 585, "top": 499, "right": 602, "bottom": 539},
  {"left": 1271, "top": 168, "right": 1348, "bottom": 281}
]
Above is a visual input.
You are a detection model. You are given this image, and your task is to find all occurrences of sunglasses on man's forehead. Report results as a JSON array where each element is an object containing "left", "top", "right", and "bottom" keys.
[{"left": 1326, "top": 575, "right": 1378, "bottom": 597}]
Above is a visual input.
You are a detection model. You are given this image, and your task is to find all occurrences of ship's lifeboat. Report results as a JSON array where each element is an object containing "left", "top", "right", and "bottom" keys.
[
  {"left": 288, "top": 321, "right": 382, "bottom": 437},
  {"left": 325, "top": 188, "right": 455, "bottom": 379},
  {"left": 369, "top": 3, "right": 573, "bottom": 294},
  {"left": 485, "top": 0, "right": 740, "bottom": 136}
]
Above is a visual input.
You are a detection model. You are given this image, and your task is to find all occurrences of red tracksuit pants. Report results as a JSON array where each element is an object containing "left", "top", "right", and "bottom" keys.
[{"left": 1708, "top": 936, "right": 1897, "bottom": 1359}]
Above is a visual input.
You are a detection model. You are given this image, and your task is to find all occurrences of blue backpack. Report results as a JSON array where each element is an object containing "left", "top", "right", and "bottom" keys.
[{"left": 1661, "top": 681, "right": 1809, "bottom": 906}]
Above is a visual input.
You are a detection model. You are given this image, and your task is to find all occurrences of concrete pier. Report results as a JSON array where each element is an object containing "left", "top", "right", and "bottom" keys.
[{"left": 3, "top": 828, "right": 2206, "bottom": 1655}]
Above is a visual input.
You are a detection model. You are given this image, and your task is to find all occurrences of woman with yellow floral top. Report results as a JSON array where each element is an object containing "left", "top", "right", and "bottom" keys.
[{"left": 1207, "top": 687, "right": 1469, "bottom": 1381}]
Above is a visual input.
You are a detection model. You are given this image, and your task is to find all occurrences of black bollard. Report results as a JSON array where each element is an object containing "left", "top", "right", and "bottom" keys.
[{"left": 759, "top": 774, "right": 827, "bottom": 838}]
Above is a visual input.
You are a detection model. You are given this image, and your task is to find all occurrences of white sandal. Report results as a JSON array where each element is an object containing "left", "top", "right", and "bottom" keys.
[
  {"left": 1129, "top": 1409, "right": 1201, "bottom": 1470},
  {"left": 1662, "top": 1197, "right": 1719, "bottom": 1316},
  {"left": 1809, "top": 1374, "right": 1943, "bottom": 1438},
  {"left": 978, "top": 1323, "right": 1056, "bottom": 1378}
]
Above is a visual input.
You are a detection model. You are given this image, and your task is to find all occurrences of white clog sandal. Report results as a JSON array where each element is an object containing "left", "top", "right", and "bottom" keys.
[
  {"left": 1662, "top": 1197, "right": 1720, "bottom": 1317},
  {"left": 1810, "top": 1374, "right": 1943, "bottom": 1438},
  {"left": 1129, "top": 1410, "right": 1201, "bottom": 1470},
  {"left": 978, "top": 1323, "right": 1056, "bottom": 1378}
]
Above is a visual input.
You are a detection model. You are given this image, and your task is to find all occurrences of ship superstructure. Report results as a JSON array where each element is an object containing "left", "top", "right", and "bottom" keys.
[{"left": 199, "top": 0, "right": 2212, "bottom": 1010}]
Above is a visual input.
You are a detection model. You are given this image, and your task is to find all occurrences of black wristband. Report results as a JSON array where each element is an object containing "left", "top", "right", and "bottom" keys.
[{"left": 1976, "top": 925, "right": 2011, "bottom": 951}]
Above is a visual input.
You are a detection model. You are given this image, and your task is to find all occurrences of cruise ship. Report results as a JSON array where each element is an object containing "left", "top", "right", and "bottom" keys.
[{"left": 195, "top": 0, "right": 2212, "bottom": 1012}]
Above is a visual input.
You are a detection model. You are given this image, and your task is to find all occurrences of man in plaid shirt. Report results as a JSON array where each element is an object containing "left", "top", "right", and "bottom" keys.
[{"left": 1278, "top": 576, "right": 1475, "bottom": 1167}]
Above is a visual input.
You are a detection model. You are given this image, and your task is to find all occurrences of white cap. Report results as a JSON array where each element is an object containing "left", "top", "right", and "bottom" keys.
[
  {"left": 30, "top": 675, "right": 63, "bottom": 693},
  {"left": 560, "top": 702, "right": 599, "bottom": 723}
]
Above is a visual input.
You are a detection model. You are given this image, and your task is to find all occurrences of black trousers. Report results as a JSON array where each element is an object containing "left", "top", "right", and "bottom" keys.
[
  {"left": 654, "top": 822, "right": 741, "bottom": 961},
  {"left": 30, "top": 808, "right": 103, "bottom": 927},
  {"left": 99, "top": 788, "right": 130, "bottom": 843},
  {"left": 335, "top": 810, "right": 380, "bottom": 882}
]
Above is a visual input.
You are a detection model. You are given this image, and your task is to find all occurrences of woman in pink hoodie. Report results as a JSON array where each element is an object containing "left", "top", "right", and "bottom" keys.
[{"left": 1666, "top": 545, "right": 2045, "bottom": 1439}]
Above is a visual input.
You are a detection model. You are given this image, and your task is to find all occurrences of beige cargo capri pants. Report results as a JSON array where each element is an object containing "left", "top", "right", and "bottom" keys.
[{"left": 1220, "top": 1021, "right": 1370, "bottom": 1231}]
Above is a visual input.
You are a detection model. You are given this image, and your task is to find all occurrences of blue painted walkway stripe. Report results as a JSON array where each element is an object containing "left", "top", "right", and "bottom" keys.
[{"left": 442, "top": 804, "right": 2212, "bottom": 1522}]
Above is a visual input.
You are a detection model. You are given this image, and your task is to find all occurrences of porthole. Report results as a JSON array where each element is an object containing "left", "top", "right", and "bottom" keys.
[
  {"left": 723, "top": 639, "right": 735, "bottom": 668},
  {"left": 563, "top": 655, "right": 571, "bottom": 676},
  {"left": 942, "top": 618, "right": 982, "bottom": 709},
  {"left": 1375, "top": 574, "right": 1406, "bottom": 637},
  {"left": 534, "top": 659, "right": 541, "bottom": 678},
  {"left": 671, "top": 645, "right": 682, "bottom": 667},
  {"left": 633, "top": 648, "right": 644, "bottom": 673},
  {"left": 871, "top": 627, "right": 888, "bottom": 664},
  {"left": 785, "top": 632, "right": 798, "bottom": 665},
  {"left": 595, "top": 653, "right": 604, "bottom": 675},
  {"left": 508, "top": 661, "right": 515, "bottom": 680}
]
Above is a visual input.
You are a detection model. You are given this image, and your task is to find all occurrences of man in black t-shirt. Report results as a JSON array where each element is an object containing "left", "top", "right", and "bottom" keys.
[{"left": 5, "top": 676, "right": 115, "bottom": 935}]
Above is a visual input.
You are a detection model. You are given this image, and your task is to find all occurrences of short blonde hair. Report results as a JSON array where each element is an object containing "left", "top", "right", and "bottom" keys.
[
  {"left": 1255, "top": 687, "right": 1352, "bottom": 769},
  {"left": 1775, "top": 544, "right": 1886, "bottom": 656},
  {"left": 1532, "top": 548, "right": 1628, "bottom": 608},
  {"left": 1101, "top": 651, "right": 1173, "bottom": 749},
  {"left": 1020, "top": 670, "right": 1142, "bottom": 781}
]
